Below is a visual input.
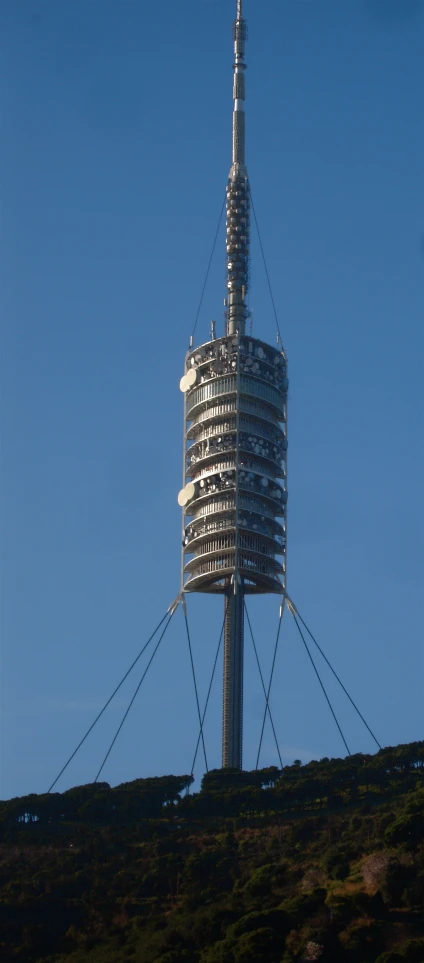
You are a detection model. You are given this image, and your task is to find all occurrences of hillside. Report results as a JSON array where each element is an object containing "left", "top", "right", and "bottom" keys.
[{"left": 1, "top": 741, "right": 423, "bottom": 963}]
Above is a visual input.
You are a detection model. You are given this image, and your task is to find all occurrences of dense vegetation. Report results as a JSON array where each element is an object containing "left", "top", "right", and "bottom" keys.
[{"left": 1, "top": 741, "right": 423, "bottom": 963}]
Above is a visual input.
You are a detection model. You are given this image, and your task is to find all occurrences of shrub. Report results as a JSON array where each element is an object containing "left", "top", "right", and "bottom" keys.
[
  {"left": 378, "top": 859, "right": 415, "bottom": 907},
  {"left": 385, "top": 813, "right": 424, "bottom": 847},
  {"left": 399, "top": 938, "right": 424, "bottom": 962},
  {"left": 233, "top": 927, "right": 283, "bottom": 963},
  {"left": 374, "top": 954, "right": 403, "bottom": 963},
  {"left": 323, "top": 846, "right": 353, "bottom": 881}
]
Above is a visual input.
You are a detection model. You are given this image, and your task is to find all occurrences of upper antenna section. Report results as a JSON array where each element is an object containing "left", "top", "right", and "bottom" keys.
[
  {"left": 232, "top": 0, "right": 247, "bottom": 168},
  {"left": 225, "top": 0, "right": 249, "bottom": 336}
]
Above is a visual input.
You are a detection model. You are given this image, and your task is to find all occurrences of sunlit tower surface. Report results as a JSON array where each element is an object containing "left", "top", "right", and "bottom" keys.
[{"left": 178, "top": 0, "right": 288, "bottom": 770}]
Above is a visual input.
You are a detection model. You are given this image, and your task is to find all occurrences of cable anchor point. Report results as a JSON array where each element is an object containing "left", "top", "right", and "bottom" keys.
[
  {"left": 285, "top": 595, "right": 297, "bottom": 617},
  {"left": 168, "top": 593, "right": 182, "bottom": 616}
]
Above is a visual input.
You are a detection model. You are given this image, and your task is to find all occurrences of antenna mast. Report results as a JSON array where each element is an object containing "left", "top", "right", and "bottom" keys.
[{"left": 226, "top": 0, "right": 249, "bottom": 337}]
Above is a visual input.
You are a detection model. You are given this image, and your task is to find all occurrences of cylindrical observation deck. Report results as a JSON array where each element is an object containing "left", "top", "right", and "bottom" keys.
[{"left": 179, "top": 333, "right": 288, "bottom": 596}]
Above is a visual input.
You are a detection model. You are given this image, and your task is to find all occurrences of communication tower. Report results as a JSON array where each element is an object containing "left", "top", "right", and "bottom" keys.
[
  {"left": 46, "top": 0, "right": 383, "bottom": 798},
  {"left": 178, "top": 0, "right": 288, "bottom": 770}
]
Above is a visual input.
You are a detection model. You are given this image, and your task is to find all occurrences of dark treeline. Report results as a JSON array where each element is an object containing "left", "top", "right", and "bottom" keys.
[
  {"left": 0, "top": 741, "right": 423, "bottom": 963},
  {"left": 2, "top": 741, "right": 423, "bottom": 829}
]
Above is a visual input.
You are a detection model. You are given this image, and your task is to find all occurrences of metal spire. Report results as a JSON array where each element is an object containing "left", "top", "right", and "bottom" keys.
[
  {"left": 232, "top": 0, "right": 247, "bottom": 168},
  {"left": 226, "top": 0, "right": 249, "bottom": 336}
]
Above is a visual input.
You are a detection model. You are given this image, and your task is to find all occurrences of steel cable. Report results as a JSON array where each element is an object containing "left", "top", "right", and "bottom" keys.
[
  {"left": 191, "top": 195, "right": 226, "bottom": 344},
  {"left": 183, "top": 601, "right": 208, "bottom": 773},
  {"left": 244, "top": 602, "right": 283, "bottom": 769},
  {"left": 249, "top": 185, "right": 283, "bottom": 347},
  {"left": 256, "top": 602, "right": 284, "bottom": 769},
  {"left": 47, "top": 606, "right": 173, "bottom": 793},
  {"left": 292, "top": 612, "right": 351, "bottom": 757},
  {"left": 190, "top": 597, "right": 229, "bottom": 775},
  {"left": 94, "top": 605, "right": 179, "bottom": 783},
  {"left": 294, "top": 608, "right": 381, "bottom": 750}
]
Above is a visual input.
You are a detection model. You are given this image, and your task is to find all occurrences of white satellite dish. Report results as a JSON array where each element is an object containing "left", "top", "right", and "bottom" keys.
[
  {"left": 185, "top": 482, "right": 196, "bottom": 502},
  {"left": 178, "top": 488, "right": 188, "bottom": 506},
  {"left": 186, "top": 368, "right": 197, "bottom": 388},
  {"left": 180, "top": 375, "right": 188, "bottom": 392}
]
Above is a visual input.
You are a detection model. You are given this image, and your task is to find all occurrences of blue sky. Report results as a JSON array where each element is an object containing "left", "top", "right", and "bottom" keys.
[{"left": 1, "top": 0, "right": 423, "bottom": 800}]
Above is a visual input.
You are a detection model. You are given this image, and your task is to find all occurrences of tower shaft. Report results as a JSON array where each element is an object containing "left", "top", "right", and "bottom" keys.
[
  {"left": 222, "top": 581, "right": 244, "bottom": 768},
  {"left": 222, "top": 0, "right": 247, "bottom": 767}
]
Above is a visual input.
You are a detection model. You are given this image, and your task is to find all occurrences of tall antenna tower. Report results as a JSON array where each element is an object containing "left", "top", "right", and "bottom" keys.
[
  {"left": 46, "top": 1, "right": 383, "bottom": 796},
  {"left": 178, "top": 0, "right": 288, "bottom": 769}
]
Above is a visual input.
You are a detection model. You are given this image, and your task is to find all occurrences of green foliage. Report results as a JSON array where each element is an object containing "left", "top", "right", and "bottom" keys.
[
  {"left": 322, "top": 845, "right": 354, "bottom": 880},
  {"left": 226, "top": 909, "right": 287, "bottom": 941},
  {"left": 376, "top": 940, "right": 424, "bottom": 963},
  {"left": 378, "top": 857, "right": 415, "bottom": 907},
  {"left": 199, "top": 939, "right": 235, "bottom": 963},
  {"left": 374, "top": 954, "right": 403, "bottom": 963},
  {"left": 242, "top": 862, "right": 286, "bottom": 901},
  {"left": 233, "top": 926, "right": 283, "bottom": 962},
  {"left": 399, "top": 939, "right": 424, "bottom": 962},
  {"left": 280, "top": 888, "right": 327, "bottom": 927},
  {"left": 156, "top": 953, "right": 194, "bottom": 962},
  {"left": 0, "top": 741, "right": 423, "bottom": 963},
  {"left": 385, "top": 812, "right": 424, "bottom": 846},
  {"left": 182, "top": 849, "right": 235, "bottom": 901}
]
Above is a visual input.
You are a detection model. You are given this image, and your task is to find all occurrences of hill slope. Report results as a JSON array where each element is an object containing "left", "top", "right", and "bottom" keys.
[{"left": 1, "top": 741, "right": 423, "bottom": 963}]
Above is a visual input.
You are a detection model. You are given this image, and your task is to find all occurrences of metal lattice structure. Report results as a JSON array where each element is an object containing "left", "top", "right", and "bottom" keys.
[{"left": 178, "top": 0, "right": 288, "bottom": 770}]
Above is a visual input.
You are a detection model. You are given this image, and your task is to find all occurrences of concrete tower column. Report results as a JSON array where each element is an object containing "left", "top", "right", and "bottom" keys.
[{"left": 222, "top": 581, "right": 244, "bottom": 768}]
